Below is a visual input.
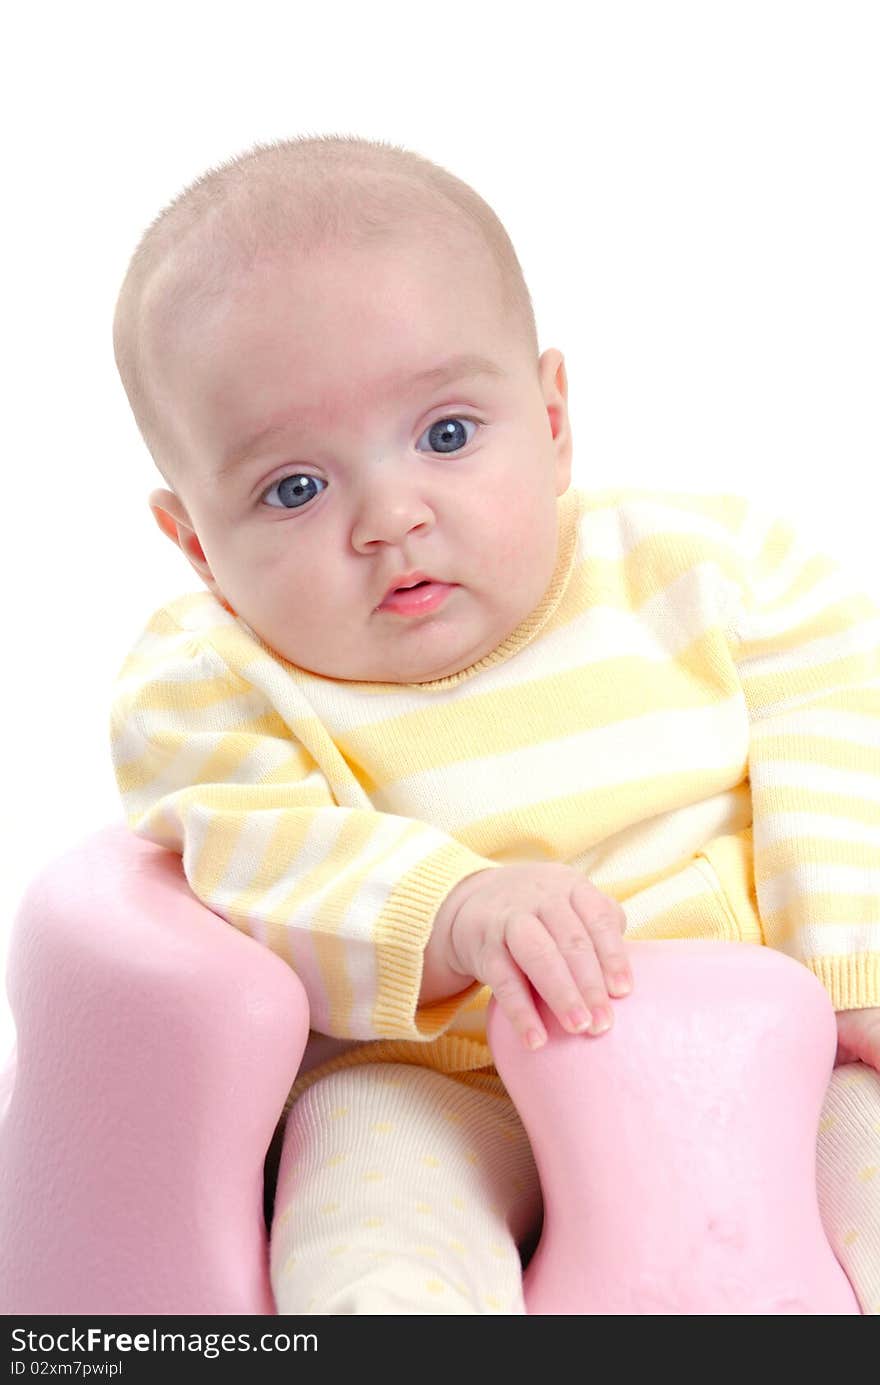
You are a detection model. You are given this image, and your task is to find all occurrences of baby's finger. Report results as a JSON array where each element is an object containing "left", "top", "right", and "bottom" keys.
[
  {"left": 505, "top": 913, "right": 602, "bottom": 1038},
  {"left": 538, "top": 900, "right": 618, "bottom": 1034},
  {"left": 480, "top": 939, "right": 549, "bottom": 1050},
  {"left": 571, "top": 879, "right": 632, "bottom": 997}
]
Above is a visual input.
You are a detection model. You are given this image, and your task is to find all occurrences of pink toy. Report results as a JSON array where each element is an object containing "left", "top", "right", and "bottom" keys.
[
  {"left": 0, "top": 826, "right": 861, "bottom": 1314},
  {"left": 488, "top": 941, "right": 860, "bottom": 1314},
  {"left": 0, "top": 825, "right": 309, "bottom": 1315}
]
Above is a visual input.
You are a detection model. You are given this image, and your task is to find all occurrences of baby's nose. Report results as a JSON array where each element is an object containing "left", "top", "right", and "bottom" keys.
[{"left": 351, "top": 487, "right": 435, "bottom": 549}]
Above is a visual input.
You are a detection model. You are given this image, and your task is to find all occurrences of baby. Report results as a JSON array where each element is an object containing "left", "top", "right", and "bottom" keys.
[{"left": 109, "top": 133, "right": 880, "bottom": 1314}]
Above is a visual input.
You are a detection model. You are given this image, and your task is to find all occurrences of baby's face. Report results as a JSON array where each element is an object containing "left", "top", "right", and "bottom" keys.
[{"left": 145, "top": 228, "right": 571, "bottom": 683}]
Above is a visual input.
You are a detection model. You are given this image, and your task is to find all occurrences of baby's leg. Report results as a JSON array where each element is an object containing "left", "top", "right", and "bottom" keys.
[
  {"left": 269, "top": 1064, "right": 541, "bottom": 1315},
  {"left": 816, "top": 1062, "right": 880, "bottom": 1315}
]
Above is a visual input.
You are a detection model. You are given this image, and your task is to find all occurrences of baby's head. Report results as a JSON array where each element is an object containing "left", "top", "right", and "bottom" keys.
[{"left": 114, "top": 134, "right": 572, "bottom": 684}]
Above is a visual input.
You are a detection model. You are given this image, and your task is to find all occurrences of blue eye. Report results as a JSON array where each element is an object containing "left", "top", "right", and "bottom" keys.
[
  {"left": 260, "top": 418, "right": 478, "bottom": 510},
  {"left": 416, "top": 417, "right": 478, "bottom": 454},
  {"left": 262, "top": 474, "right": 327, "bottom": 510}
]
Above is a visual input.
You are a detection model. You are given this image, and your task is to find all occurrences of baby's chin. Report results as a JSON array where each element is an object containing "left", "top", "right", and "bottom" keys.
[
  {"left": 295, "top": 629, "right": 505, "bottom": 685},
  {"left": 306, "top": 648, "right": 489, "bottom": 685}
]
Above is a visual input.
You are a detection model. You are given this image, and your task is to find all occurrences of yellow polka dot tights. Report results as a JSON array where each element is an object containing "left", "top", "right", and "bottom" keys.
[
  {"left": 816, "top": 1062, "right": 880, "bottom": 1315},
  {"left": 269, "top": 1064, "right": 541, "bottom": 1315}
]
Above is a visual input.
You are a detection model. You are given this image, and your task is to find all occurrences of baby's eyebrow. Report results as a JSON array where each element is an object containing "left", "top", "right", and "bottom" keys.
[{"left": 216, "top": 352, "right": 505, "bottom": 478}]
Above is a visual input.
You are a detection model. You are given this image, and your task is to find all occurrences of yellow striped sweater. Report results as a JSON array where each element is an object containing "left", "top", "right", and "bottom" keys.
[{"left": 109, "top": 486, "right": 880, "bottom": 1102}]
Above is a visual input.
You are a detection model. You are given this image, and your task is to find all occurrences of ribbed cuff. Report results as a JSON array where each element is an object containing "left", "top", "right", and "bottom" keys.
[
  {"left": 373, "top": 844, "right": 503, "bottom": 1040},
  {"left": 806, "top": 954, "right": 880, "bottom": 1010}
]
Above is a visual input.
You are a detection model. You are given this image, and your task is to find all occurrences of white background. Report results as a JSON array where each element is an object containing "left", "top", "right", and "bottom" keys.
[{"left": 2, "top": 0, "right": 878, "bottom": 1064}]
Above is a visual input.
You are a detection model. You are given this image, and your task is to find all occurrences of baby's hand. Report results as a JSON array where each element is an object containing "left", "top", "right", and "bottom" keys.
[
  {"left": 834, "top": 1007, "right": 880, "bottom": 1071},
  {"left": 436, "top": 864, "right": 631, "bottom": 1050}
]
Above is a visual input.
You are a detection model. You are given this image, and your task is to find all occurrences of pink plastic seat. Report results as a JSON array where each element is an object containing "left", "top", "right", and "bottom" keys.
[
  {"left": 488, "top": 942, "right": 859, "bottom": 1314},
  {"left": 0, "top": 824, "right": 309, "bottom": 1315},
  {"left": 0, "top": 825, "right": 860, "bottom": 1314}
]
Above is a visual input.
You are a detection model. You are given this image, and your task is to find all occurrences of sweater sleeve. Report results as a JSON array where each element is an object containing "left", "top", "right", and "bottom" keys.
[
  {"left": 108, "top": 610, "right": 493, "bottom": 1042},
  {"left": 725, "top": 500, "right": 880, "bottom": 1010}
]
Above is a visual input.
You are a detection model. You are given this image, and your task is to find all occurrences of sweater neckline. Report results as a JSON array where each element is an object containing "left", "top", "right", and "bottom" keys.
[{"left": 235, "top": 487, "right": 583, "bottom": 694}]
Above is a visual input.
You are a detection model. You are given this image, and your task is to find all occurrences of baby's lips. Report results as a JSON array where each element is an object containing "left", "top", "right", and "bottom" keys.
[{"left": 378, "top": 569, "right": 439, "bottom": 605}]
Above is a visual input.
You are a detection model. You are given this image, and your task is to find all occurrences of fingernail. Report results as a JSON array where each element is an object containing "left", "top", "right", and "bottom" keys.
[
  {"left": 566, "top": 1008, "right": 592, "bottom": 1034},
  {"left": 612, "top": 974, "right": 632, "bottom": 996},
  {"left": 526, "top": 1028, "right": 546, "bottom": 1050},
  {"left": 589, "top": 1008, "right": 611, "bottom": 1034}
]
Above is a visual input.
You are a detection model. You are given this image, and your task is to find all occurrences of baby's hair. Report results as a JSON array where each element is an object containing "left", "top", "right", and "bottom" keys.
[{"left": 112, "top": 132, "right": 539, "bottom": 486}]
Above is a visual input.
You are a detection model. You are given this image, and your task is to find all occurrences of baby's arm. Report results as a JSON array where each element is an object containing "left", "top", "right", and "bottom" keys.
[
  {"left": 725, "top": 499, "right": 880, "bottom": 1018},
  {"left": 109, "top": 614, "right": 495, "bottom": 1045}
]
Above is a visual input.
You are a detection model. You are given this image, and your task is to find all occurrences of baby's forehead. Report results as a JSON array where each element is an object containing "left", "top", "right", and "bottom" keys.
[{"left": 154, "top": 217, "right": 497, "bottom": 354}]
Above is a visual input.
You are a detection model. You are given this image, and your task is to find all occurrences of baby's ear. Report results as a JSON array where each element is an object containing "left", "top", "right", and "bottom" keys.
[
  {"left": 539, "top": 350, "right": 573, "bottom": 494},
  {"left": 147, "top": 490, "right": 234, "bottom": 610},
  {"left": 148, "top": 489, "right": 211, "bottom": 575}
]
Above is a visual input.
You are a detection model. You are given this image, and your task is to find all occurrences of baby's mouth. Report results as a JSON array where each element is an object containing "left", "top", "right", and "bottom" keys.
[
  {"left": 377, "top": 578, "right": 458, "bottom": 616},
  {"left": 378, "top": 570, "right": 439, "bottom": 605}
]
